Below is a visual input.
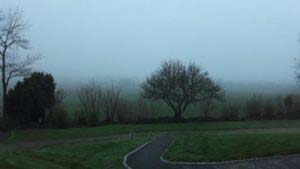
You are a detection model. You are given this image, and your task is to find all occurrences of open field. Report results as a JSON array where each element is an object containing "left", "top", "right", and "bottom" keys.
[
  {"left": 164, "top": 133, "right": 300, "bottom": 162},
  {"left": 4, "top": 120, "right": 300, "bottom": 143}
]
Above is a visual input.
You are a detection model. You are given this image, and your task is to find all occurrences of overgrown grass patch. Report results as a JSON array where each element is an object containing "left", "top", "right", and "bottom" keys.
[{"left": 164, "top": 133, "right": 300, "bottom": 162}]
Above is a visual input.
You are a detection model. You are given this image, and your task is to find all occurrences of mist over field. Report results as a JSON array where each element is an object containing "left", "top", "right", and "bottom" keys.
[
  {"left": 1, "top": 0, "right": 300, "bottom": 92},
  {"left": 3, "top": 2, "right": 300, "bottom": 168}
]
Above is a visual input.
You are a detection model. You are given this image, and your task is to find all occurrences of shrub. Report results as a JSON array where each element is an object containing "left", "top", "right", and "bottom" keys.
[
  {"left": 199, "top": 100, "right": 214, "bottom": 120},
  {"left": 117, "top": 99, "right": 134, "bottom": 123},
  {"left": 47, "top": 105, "right": 70, "bottom": 128},
  {"left": 73, "top": 111, "right": 88, "bottom": 127},
  {"left": 284, "top": 95, "right": 294, "bottom": 116},
  {"left": 275, "top": 96, "right": 285, "bottom": 118},
  {"left": 222, "top": 102, "right": 240, "bottom": 121},
  {"left": 137, "top": 97, "right": 155, "bottom": 120},
  {"left": 6, "top": 72, "right": 56, "bottom": 128},
  {"left": 262, "top": 100, "right": 276, "bottom": 119},
  {"left": 87, "top": 113, "right": 99, "bottom": 126},
  {"left": 246, "top": 95, "right": 263, "bottom": 120},
  {"left": 282, "top": 95, "right": 300, "bottom": 119},
  {"left": 73, "top": 111, "right": 99, "bottom": 127}
]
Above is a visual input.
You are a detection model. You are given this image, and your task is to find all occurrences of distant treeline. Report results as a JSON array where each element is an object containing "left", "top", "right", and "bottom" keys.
[
  {"left": 1, "top": 71, "right": 300, "bottom": 130},
  {"left": 1, "top": 61, "right": 300, "bottom": 130}
]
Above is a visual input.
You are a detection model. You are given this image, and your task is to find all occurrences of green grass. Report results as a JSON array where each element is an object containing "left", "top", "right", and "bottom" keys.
[
  {"left": 0, "top": 137, "right": 147, "bottom": 169},
  {"left": 164, "top": 133, "right": 300, "bottom": 162},
  {"left": 4, "top": 120, "right": 300, "bottom": 143},
  {"left": 2, "top": 120, "right": 300, "bottom": 168}
]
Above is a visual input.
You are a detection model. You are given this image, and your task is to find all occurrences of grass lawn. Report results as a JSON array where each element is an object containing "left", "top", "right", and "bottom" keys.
[
  {"left": 4, "top": 120, "right": 300, "bottom": 143},
  {"left": 1, "top": 120, "right": 300, "bottom": 168},
  {"left": 0, "top": 137, "right": 148, "bottom": 169},
  {"left": 164, "top": 133, "right": 300, "bottom": 162}
]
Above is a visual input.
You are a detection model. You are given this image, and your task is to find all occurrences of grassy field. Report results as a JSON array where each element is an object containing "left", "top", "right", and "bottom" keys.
[
  {"left": 4, "top": 120, "right": 300, "bottom": 143},
  {"left": 164, "top": 133, "right": 300, "bottom": 162},
  {"left": 1, "top": 120, "right": 300, "bottom": 169},
  {"left": 0, "top": 137, "right": 148, "bottom": 169}
]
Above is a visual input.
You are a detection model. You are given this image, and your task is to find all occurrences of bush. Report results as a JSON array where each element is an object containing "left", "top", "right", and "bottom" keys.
[
  {"left": 117, "top": 99, "right": 134, "bottom": 123},
  {"left": 284, "top": 95, "right": 294, "bottom": 116},
  {"left": 222, "top": 102, "right": 240, "bottom": 121},
  {"left": 283, "top": 95, "right": 300, "bottom": 119},
  {"left": 137, "top": 97, "right": 155, "bottom": 120},
  {"left": 199, "top": 100, "right": 214, "bottom": 120},
  {"left": 275, "top": 96, "right": 285, "bottom": 119},
  {"left": 72, "top": 111, "right": 99, "bottom": 127},
  {"left": 262, "top": 100, "right": 276, "bottom": 119},
  {"left": 6, "top": 72, "right": 56, "bottom": 128},
  {"left": 47, "top": 105, "right": 70, "bottom": 128},
  {"left": 73, "top": 111, "right": 88, "bottom": 127},
  {"left": 246, "top": 95, "right": 263, "bottom": 120},
  {"left": 87, "top": 113, "right": 99, "bottom": 126}
]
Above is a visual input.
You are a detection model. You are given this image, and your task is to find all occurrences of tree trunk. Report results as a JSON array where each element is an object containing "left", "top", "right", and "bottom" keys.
[
  {"left": 1, "top": 44, "right": 7, "bottom": 121},
  {"left": 174, "top": 111, "right": 182, "bottom": 121},
  {"left": 1, "top": 61, "right": 6, "bottom": 121},
  {"left": 2, "top": 85, "right": 6, "bottom": 120}
]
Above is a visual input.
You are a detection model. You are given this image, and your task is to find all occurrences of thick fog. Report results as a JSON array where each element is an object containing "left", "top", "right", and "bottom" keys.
[{"left": 1, "top": 0, "right": 300, "bottom": 87}]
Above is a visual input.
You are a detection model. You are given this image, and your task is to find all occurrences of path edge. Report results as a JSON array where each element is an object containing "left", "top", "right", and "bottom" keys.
[{"left": 123, "top": 140, "right": 152, "bottom": 169}]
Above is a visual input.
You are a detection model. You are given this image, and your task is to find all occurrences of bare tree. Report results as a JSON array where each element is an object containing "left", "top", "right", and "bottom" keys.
[
  {"left": 77, "top": 82, "right": 102, "bottom": 116},
  {"left": 103, "top": 83, "right": 121, "bottom": 122},
  {"left": 141, "top": 60, "right": 222, "bottom": 121},
  {"left": 0, "top": 9, "right": 37, "bottom": 119}
]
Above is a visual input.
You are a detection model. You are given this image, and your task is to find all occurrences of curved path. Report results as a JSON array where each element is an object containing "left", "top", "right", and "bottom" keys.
[{"left": 125, "top": 136, "right": 300, "bottom": 169}]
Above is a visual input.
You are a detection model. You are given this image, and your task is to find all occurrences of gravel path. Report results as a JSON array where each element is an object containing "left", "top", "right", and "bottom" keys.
[{"left": 125, "top": 135, "right": 300, "bottom": 169}]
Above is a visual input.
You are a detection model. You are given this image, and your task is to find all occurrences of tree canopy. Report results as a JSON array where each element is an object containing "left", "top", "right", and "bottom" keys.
[
  {"left": 141, "top": 60, "right": 222, "bottom": 121},
  {"left": 6, "top": 72, "right": 55, "bottom": 128}
]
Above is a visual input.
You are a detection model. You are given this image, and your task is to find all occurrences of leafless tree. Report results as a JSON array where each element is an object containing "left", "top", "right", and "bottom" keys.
[
  {"left": 103, "top": 83, "right": 121, "bottom": 122},
  {"left": 78, "top": 82, "right": 102, "bottom": 116},
  {"left": 141, "top": 60, "right": 222, "bottom": 121},
  {"left": 0, "top": 9, "right": 37, "bottom": 119}
]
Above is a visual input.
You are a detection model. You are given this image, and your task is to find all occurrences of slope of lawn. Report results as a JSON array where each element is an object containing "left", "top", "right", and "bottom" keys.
[
  {"left": 4, "top": 120, "right": 300, "bottom": 143},
  {"left": 164, "top": 133, "right": 300, "bottom": 162},
  {"left": 0, "top": 137, "right": 147, "bottom": 169}
]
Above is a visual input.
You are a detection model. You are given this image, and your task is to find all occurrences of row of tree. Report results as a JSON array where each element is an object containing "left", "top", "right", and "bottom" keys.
[{"left": 2, "top": 71, "right": 300, "bottom": 130}]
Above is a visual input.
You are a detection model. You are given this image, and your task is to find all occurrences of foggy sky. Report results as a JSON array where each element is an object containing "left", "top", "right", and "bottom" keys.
[{"left": 1, "top": 0, "right": 300, "bottom": 85}]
